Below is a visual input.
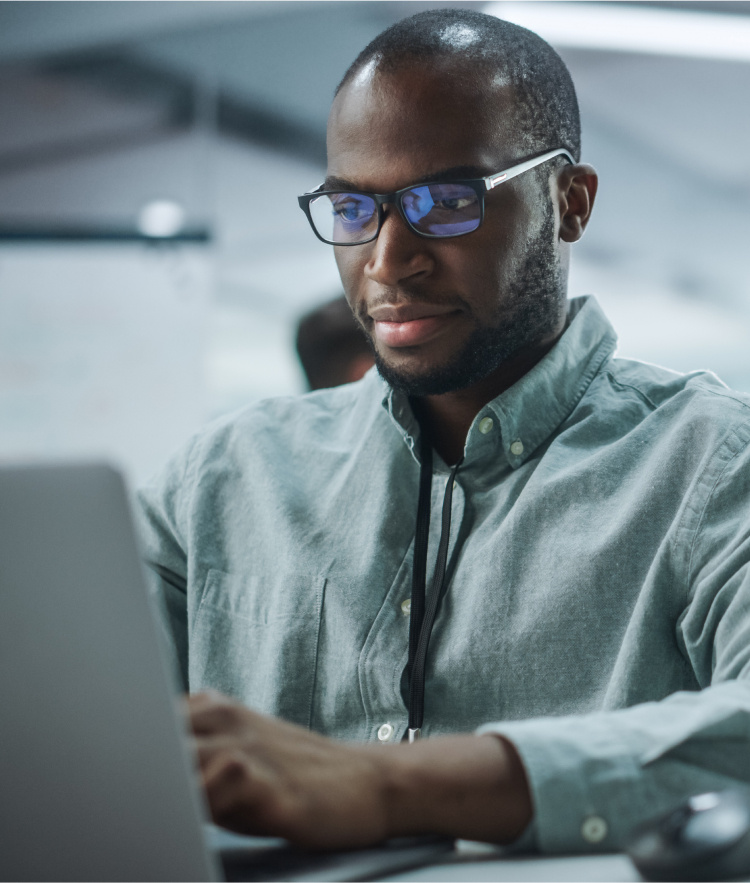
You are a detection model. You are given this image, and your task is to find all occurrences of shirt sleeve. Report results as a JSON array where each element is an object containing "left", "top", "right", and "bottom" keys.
[{"left": 479, "top": 422, "right": 750, "bottom": 854}]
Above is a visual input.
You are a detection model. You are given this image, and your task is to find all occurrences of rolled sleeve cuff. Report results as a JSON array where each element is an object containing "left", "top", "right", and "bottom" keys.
[{"left": 477, "top": 716, "right": 649, "bottom": 854}]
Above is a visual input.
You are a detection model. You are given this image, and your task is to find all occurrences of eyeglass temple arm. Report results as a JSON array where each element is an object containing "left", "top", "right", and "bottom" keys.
[
  {"left": 483, "top": 148, "right": 575, "bottom": 191},
  {"left": 301, "top": 149, "right": 573, "bottom": 198}
]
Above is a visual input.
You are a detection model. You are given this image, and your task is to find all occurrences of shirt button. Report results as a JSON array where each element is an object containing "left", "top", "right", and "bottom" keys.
[
  {"left": 478, "top": 417, "right": 494, "bottom": 434},
  {"left": 510, "top": 440, "right": 524, "bottom": 456},
  {"left": 581, "top": 815, "right": 608, "bottom": 843},
  {"left": 377, "top": 722, "right": 394, "bottom": 742},
  {"left": 400, "top": 599, "right": 411, "bottom": 616}
]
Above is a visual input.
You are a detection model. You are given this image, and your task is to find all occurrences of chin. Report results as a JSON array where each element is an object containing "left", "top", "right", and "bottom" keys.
[{"left": 374, "top": 352, "right": 491, "bottom": 398}]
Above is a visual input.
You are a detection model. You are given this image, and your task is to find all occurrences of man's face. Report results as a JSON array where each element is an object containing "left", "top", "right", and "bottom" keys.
[{"left": 327, "top": 61, "right": 568, "bottom": 397}]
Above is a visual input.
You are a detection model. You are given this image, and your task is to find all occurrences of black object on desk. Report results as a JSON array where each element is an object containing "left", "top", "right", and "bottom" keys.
[{"left": 627, "top": 790, "right": 750, "bottom": 881}]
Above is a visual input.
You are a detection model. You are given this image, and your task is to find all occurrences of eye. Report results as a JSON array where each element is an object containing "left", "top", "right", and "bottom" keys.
[
  {"left": 331, "top": 196, "right": 374, "bottom": 223},
  {"left": 434, "top": 195, "right": 476, "bottom": 211},
  {"left": 335, "top": 203, "right": 363, "bottom": 222},
  {"left": 412, "top": 183, "right": 478, "bottom": 215}
]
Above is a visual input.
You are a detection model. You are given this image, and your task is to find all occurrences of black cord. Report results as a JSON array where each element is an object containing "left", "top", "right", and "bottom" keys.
[
  {"left": 407, "top": 432, "right": 462, "bottom": 736},
  {"left": 406, "top": 432, "right": 433, "bottom": 691}
]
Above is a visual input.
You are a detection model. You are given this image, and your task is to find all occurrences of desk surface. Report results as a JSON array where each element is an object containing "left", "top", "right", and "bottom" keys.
[
  {"left": 389, "top": 852, "right": 640, "bottom": 882},
  {"left": 210, "top": 827, "right": 643, "bottom": 882}
]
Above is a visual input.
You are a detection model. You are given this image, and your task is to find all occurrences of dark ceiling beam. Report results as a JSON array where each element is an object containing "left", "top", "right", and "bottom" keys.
[
  {"left": 0, "top": 124, "right": 189, "bottom": 176},
  {"left": 0, "top": 50, "right": 327, "bottom": 174},
  {"left": 42, "top": 52, "right": 196, "bottom": 116},
  {"left": 216, "top": 93, "right": 326, "bottom": 165},
  {"left": 0, "top": 52, "right": 196, "bottom": 174},
  {"left": 0, "top": 223, "right": 211, "bottom": 243}
]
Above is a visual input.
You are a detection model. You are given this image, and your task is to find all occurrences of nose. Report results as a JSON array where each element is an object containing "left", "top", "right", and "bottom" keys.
[{"left": 364, "top": 205, "right": 435, "bottom": 287}]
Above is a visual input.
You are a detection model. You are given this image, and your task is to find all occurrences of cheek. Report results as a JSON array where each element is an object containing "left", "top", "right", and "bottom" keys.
[
  {"left": 472, "top": 195, "right": 538, "bottom": 279},
  {"left": 334, "top": 247, "right": 367, "bottom": 301}
]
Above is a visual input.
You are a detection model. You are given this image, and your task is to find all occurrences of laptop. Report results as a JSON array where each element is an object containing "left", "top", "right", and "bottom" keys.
[{"left": 0, "top": 462, "right": 453, "bottom": 882}]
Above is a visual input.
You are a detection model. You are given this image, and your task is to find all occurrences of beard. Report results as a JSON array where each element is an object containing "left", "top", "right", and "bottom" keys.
[{"left": 365, "top": 204, "right": 565, "bottom": 397}]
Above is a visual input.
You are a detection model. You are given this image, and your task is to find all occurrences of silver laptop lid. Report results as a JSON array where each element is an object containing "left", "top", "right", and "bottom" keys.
[{"left": 0, "top": 462, "right": 221, "bottom": 882}]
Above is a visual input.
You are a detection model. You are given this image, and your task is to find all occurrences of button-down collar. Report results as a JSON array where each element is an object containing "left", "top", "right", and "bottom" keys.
[{"left": 381, "top": 296, "right": 618, "bottom": 470}]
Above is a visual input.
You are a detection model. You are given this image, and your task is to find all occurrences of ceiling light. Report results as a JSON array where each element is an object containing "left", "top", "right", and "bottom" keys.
[
  {"left": 484, "top": 2, "right": 750, "bottom": 62},
  {"left": 137, "top": 200, "right": 185, "bottom": 238}
]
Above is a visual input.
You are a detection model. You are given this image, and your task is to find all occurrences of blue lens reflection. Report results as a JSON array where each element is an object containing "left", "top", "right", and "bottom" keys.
[
  {"left": 313, "top": 193, "right": 377, "bottom": 242},
  {"left": 309, "top": 193, "right": 378, "bottom": 243},
  {"left": 402, "top": 184, "right": 480, "bottom": 236}
]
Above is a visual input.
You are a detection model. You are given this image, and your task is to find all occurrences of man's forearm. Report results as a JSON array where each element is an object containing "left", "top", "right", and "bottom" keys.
[
  {"left": 189, "top": 692, "right": 533, "bottom": 848},
  {"left": 373, "top": 733, "right": 533, "bottom": 844}
]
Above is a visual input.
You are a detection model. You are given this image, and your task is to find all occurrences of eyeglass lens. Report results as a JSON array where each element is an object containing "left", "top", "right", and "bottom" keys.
[
  {"left": 310, "top": 193, "right": 378, "bottom": 244},
  {"left": 309, "top": 182, "right": 481, "bottom": 244}
]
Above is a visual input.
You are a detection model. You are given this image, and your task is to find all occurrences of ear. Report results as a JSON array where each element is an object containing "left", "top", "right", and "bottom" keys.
[{"left": 557, "top": 164, "right": 598, "bottom": 243}]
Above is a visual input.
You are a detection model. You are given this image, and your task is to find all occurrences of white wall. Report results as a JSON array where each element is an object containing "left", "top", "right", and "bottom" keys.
[{"left": 0, "top": 244, "right": 210, "bottom": 485}]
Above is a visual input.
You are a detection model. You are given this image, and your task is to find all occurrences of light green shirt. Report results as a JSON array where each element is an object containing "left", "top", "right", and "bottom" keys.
[{"left": 138, "top": 296, "right": 750, "bottom": 854}]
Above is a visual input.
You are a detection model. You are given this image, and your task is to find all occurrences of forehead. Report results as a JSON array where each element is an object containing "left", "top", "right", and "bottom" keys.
[{"left": 327, "top": 61, "right": 522, "bottom": 190}]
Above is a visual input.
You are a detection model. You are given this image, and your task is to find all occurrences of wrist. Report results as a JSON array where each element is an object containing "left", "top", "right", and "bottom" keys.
[{"left": 370, "top": 733, "right": 533, "bottom": 844}]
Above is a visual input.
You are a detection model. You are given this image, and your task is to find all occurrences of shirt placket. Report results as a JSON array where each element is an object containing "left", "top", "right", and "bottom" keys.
[{"left": 357, "top": 465, "right": 467, "bottom": 743}]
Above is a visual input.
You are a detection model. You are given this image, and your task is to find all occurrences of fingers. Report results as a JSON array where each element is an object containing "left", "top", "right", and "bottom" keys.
[
  {"left": 184, "top": 694, "right": 273, "bottom": 834},
  {"left": 200, "top": 747, "right": 278, "bottom": 835},
  {"left": 186, "top": 691, "right": 317, "bottom": 743},
  {"left": 187, "top": 690, "right": 250, "bottom": 736},
  {"left": 181, "top": 690, "right": 390, "bottom": 847},
  {"left": 203, "top": 749, "right": 255, "bottom": 814},
  {"left": 199, "top": 737, "right": 304, "bottom": 841}
]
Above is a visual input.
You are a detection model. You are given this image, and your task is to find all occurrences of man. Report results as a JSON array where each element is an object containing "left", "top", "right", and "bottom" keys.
[{"left": 139, "top": 9, "right": 750, "bottom": 854}]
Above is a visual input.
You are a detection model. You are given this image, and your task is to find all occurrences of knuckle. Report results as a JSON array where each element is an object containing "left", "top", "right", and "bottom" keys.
[
  {"left": 204, "top": 749, "right": 249, "bottom": 788},
  {"left": 214, "top": 701, "right": 242, "bottom": 729},
  {"left": 221, "top": 750, "right": 249, "bottom": 781}
]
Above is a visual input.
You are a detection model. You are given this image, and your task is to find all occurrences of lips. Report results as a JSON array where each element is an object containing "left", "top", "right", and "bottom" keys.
[{"left": 369, "top": 302, "right": 462, "bottom": 348}]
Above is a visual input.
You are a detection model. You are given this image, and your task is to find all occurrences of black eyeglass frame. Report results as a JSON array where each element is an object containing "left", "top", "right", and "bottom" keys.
[{"left": 297, "top": 148, "right": 574, "bottom": 246}]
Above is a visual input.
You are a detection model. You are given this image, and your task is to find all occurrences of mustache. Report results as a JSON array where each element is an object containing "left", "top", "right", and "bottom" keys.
[{"left": 355, "top": 289, "right": 470, "bottom": 323}]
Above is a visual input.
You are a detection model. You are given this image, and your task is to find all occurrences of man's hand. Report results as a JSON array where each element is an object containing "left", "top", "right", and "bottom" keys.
[
  {"left": 188, "top": 691, "right": 395, "bottom": 848},
  {"left": 188, "top": 691, "right": 533, "bottom": 850}
]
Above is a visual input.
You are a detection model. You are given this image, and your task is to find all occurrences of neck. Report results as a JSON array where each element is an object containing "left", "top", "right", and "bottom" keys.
[{"left": 415, "top": 334, "right": 562, "bottom": 465}]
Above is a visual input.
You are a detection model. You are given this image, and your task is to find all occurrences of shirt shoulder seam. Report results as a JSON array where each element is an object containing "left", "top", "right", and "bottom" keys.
[
  {"left": 177, "top": 429, "right": 205, "bottom": 537},
  {"left": 606, "top": 368, "right": 750, "bottom": 416},
  {"left": 603, "top": 370, "right": 659, "bottom": 411}
]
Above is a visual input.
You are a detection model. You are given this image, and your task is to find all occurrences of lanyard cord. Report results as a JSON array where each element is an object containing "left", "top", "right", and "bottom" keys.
[{"left": 406, "top": 431, "right": 462, "bottom": 742}]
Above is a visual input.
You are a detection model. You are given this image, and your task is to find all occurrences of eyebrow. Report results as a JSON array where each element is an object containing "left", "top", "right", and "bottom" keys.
[{"left": 323, "top": 165, "right": 494, "bottom": 192}]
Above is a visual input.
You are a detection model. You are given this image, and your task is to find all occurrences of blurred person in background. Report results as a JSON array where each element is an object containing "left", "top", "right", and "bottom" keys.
[
  {"left": 138, "top": 8, "right": 750, "bottom": 854},
  {"left": 295, "top": 295, "right": 374, "bottom": 390}
]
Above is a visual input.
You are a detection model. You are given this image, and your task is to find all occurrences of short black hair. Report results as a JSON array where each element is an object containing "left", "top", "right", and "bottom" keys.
[{"left": 336, "top": 8, "right": 580, "bottom": 163}]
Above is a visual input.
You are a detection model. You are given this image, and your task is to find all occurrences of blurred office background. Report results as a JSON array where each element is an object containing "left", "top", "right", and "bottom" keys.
[{"left": 1, "top": 0, "right": 749, "bottom": 483}]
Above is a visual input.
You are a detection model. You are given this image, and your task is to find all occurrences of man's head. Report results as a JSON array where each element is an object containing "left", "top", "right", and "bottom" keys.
[
  {"left": 337, "top": 8, "right": 581, "bottom": 165},
  {"left": 321, "top": 8, "right": 597, "bottom": 398}
]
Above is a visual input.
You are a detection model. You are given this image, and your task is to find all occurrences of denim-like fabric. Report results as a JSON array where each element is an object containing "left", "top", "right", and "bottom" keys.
[{"left": 137, "top": 296, "right": 750, "bottom": 853}]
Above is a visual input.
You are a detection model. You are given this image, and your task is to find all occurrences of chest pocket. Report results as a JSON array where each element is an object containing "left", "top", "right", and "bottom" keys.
[{"left": 189, "top": 569, "right": 326, "bottom": 729}]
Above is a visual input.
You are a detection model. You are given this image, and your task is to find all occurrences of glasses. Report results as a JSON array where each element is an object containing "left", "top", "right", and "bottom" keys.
[{"left": 297, "top": 148, "right": 573, "bottom": 246}]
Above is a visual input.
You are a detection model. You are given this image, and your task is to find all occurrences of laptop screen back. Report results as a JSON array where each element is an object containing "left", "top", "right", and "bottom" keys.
[{"left": 0, "top": 462, "right": 220, "bottom": 882}]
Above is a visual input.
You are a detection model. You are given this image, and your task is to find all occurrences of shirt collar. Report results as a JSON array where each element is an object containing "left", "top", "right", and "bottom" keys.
[{"left": 379, "top": 296, "right": 618, "bottom": 469}]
